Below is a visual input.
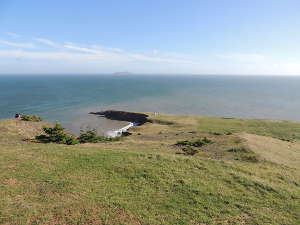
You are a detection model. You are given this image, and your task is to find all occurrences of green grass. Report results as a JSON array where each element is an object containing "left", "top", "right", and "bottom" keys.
[
  {"left": 0, "top": 115, "right": 300, "bottom": 224},
  {"left": 1, "top": 143, "right": 299, "bottom": 225},
  {"left": 198, "top": 117, "right": 300, "bottom": 141}
]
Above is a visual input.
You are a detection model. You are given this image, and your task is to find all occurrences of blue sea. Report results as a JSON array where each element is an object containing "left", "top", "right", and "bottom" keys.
[{"left": 1, "top": 74, "right": 300, "bottom": 134}]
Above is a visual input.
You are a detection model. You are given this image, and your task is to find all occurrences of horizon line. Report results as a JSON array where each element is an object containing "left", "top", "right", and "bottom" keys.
[{"left": 0, "top": 73, "right": 300, "bottom": 77}]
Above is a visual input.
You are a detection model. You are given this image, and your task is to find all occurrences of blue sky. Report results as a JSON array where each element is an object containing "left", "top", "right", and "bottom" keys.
[{"left": 0, "top": 0, "right": 299, "bottom": 75}]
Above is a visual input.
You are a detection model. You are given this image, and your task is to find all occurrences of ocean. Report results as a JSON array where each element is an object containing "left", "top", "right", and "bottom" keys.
[{"left": 1, "top": 74, "right": 300, "bottom": 135}]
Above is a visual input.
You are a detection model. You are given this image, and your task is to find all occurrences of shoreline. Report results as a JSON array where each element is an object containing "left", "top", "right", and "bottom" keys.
[
  {"left": 106, "top": 122, "right": 134, "bottom": 137},
  {"left": 89, "top": 110, "right": 150, "bottom": 137}
]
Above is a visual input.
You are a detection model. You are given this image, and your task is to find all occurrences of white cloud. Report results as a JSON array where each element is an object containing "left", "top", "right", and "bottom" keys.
[
  {"left": 33, "top": 38, "right": 59, "bottom": 47},
  {"left": 63, "top": 44, "right": 104, "bottom": 55},
  {"left": 128, "top": 53, "right": 198, "bottom": 65},
  {"left": 152, "top": 49, "right": 159, "bottom": 55},
  {"left": 216, "top": 53, "right": 266, "bottom": 63},
  {"left": 91, "top": 45, "right": 123, "bottom": 53},
  {"left": 106, "top": 47, "right": 123, "bottom": 53},
  {"left": 61, "top": 43, "right": 197, "bottom": 66},
  {"left": 0, "top": 36, "right": 299, "bottom": 75},
  {"left": 0, "top": 40, "right": 36, "bottom": 49},
  {"left": 5, "top": 32, "right": 20, "bottom": 39}
]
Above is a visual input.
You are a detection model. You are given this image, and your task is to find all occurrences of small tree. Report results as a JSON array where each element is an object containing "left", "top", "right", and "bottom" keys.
[{"left": 36, "top": 123, "right": 79, "bottom": 145}]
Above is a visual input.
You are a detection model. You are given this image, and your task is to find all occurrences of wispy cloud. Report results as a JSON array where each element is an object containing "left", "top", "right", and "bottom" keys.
[
  {"left": 152, "top": 49, "right": 160, "bottom": 55},
  {"left": 5, "top": 32, "right": 21, "bottom": 39},
  {"left": 0, "top": 35, "right": 300, "bottom": 75},
  {"left": 91, "top": 45, "right": 124, "bottom": 53},
  {"left": 63, "top": 44, "right": 103, "bottom": 55},
  {"left": 33, "top": 38, "right": 59, "bottom": 48},
  {"left": 0, "top": 40, "right": 36, "bottom": 49},
  {"left": 216, "top": 53, "right": 266, "bottom": 63},
  {"left": 128, "top": 53, "right": 197, "bottom": 65},
  {"left": 61, "top": 43, "right": 196, "bottom": 65}
]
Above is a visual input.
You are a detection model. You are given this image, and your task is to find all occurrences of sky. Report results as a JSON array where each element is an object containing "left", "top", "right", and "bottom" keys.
[{"left": 0, "top": 0, "right": 300, "bottom": 75}]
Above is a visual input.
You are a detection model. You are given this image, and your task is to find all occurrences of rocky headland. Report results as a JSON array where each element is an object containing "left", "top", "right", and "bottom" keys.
[{"left": 89, "top": 110, "right": 151, "bottom": 124}]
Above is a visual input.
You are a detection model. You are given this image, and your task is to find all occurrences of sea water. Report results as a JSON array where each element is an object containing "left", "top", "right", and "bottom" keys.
[{"left": 1, "top": 74, "right": 300, "bottom": 134}]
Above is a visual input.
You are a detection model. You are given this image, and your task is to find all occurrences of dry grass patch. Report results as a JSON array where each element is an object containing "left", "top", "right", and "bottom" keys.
[
  {"left": 0, "top": 119, "right": 51, "bottom": 142},
  {"left": 240, "top": 133, "right": 300, "bottom": 169}
]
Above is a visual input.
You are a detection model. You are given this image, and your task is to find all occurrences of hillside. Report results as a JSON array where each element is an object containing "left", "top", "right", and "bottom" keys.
[{"left": 0, "top": 114, "right": 300, "bottom": 225}]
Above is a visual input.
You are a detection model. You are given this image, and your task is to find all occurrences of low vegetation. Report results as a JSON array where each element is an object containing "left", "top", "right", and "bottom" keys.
[
  {"left": 176, "top": 137, "right": 212, "bottom": 147},
  {"left": 21, "top": 114, "right": 42, "bottom": 122},
  {"left": 180, "top": 146, "right": 199, "bottom": 155},
  {"left": 227, "top": 146, "right": 259, "bottom": 162},
  {"left": 198, "top": 117, "right": 300, "bottom": 141},
  {"left": 78, "top": 128, "right": 120, "bottom": 143},
  {"left": 1, "top": 113, "right": 300, "bottom": 224},
  {"left": 36, "top": 125, "right": 120, "bottom": 145},
  {"left": 36, "top": 123, "right": 79, "bottom": 145},
  {"left": 175, "top": 137, "right": 213, "bottom": 155}
]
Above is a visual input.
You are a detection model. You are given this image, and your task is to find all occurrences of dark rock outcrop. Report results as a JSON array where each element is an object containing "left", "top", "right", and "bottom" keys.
[{"left": 89, "top": 110, "right": 150, "bottom": 124}]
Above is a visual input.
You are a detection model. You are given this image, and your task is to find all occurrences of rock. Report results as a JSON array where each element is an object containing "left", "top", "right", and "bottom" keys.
[{"left": 89, "top": 110, "right": 150, "bottom": 124}]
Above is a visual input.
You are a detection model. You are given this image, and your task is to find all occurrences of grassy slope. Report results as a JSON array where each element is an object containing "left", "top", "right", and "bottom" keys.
[{"left": 0, "top": 115, "right": 300, "bottom": 225}]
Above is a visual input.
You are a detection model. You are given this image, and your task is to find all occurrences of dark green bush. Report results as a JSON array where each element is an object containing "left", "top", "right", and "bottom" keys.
[
  {"left": 182, "top": 146, "right": 199, "bottom": 156},
  {"left": 193, "top": 137, "right": 212, "bottom": 146},
  {"left": 210, "top": 132, "right": 222, "bottom": 135},
  {"left": 176, "top": 140, "right": 190, "bottom": 146},
  {"left": 36, "top": 124, "right": 121, "bottom": 145},
  {"left": 175, "top": 137, "right": 212, "bottom": 156},
  {"left": 279, "top": 138, "right": 293, "bottom": 142},
  {"left": 240, "top": 154, "right": 259, "bottom": 162},
  {"left": 176, "top": 137, "right": 212, "bottom": 147},
  {"left": 227, "top": 147, "right": 249, "bottom": 153},
  {"left": 36, "top": 123, "right": 79, "bottom": 145},
  {"left": 21, "top": 115, "right": 42, "bottom": 122},
  {"left": 227, "top": 146, "right": 258, "bottom": 162},
  {"left": 78, "top": 128, "right": 119, "bottom": 143}
]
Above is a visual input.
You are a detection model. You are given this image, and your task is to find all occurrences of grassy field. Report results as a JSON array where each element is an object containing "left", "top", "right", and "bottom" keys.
[{"left": 0, "top": 114, "right": 300, "bottom": 225}]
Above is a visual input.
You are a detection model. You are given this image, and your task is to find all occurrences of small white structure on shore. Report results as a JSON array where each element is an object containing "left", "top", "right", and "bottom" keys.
[{"left": 106, "top": 122, "right": 134, "bottom": 138}]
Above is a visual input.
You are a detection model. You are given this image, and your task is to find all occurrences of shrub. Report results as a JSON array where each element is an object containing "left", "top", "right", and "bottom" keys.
[
  {"left": 78, "top": 128, "right": 119, "bottom": 143},
  {"left": 227, "top": 147, "right": 249, "bottom": 153},
  {"left": 227, "top": 146, "right": 258, "bottom": 162},
  {"left": 240, "top": 155, "right": 259, "bottom": 162},
  {"left": 182, "top": 146, "right": 199, "bottom": 156},
  {"left": 36, "top": 125, "right": 121, "bottom": 145},
  {"left": 36, "top": 123, "right": 79, "bottom": 145},
  {"left": 176, "top": 140, "right": 190, "bottom": 146},
  {"left": 210, "top": 131, "right": 222, "bottom": 135},
  {"left": 176, "top": 137, "right": 212, "bottom": 147},
  {"left": 279, "top": 138, "right": 293, "bottom": 142},
  {"left": 175, "top": 137, "right": 212, "bottom": 156},
  {"left": 21, "top": 115, "right": 42, "bottom": 122}
]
